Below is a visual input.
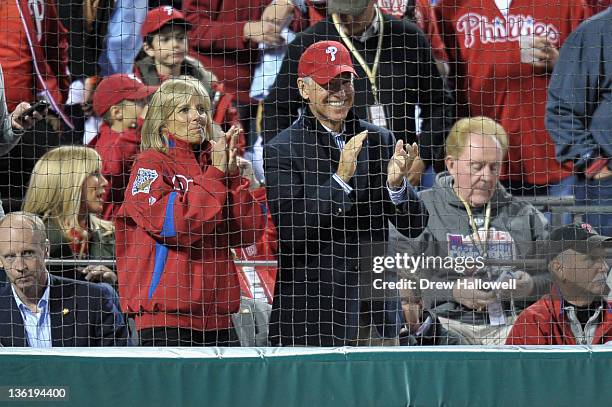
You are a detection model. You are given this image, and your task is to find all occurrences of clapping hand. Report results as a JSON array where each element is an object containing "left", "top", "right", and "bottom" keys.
[
  {"left": 211, "top": 125, "right": 241, "bottom": 174},
  {"left": 335, "top": 130, "right": 368, "bottom": 184},
  {"left": 520, "top": 35, "right": 559, "bottom": 72},
  {"left": 243, "top": 20, "right": 284, "bottom": 47},
  {"left": 81, "top": 265, "right": 117, "bottom": 285},
  {"left": 387, "top": 140, "right": 418, "bottom": 188}
]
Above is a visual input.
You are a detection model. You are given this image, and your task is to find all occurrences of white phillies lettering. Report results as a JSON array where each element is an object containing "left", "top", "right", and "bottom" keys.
[
  {"left": 28, "top": 0, "right": 45, "bottom": 42},
  {"left": 163, "top": 6, "right": 174, "bottom": 15},
  {"left": 377, "top": 0, "right": 408, "bottom": 18},
  {"left": 456, "top": 13, "right": 560, "bottom": 48},
  {"left": 326, "top": 46, "right": 338, "bottom": 62}
]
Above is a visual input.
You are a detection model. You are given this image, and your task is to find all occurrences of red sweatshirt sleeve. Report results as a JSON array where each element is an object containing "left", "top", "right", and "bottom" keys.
[
  {"left": 226, "top": 174, "right": 266, "bottom": 248},
  {"left": 184, "top": 0, "right": 251, "bottom": 51}
]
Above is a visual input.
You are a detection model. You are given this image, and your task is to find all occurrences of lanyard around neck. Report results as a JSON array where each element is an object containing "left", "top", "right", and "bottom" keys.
[
  {"left": 332, "top": 6, "right": 384, "bottom": 104},
  {"left": 457, "top": 193, "right": 492, "bottom": 258}
]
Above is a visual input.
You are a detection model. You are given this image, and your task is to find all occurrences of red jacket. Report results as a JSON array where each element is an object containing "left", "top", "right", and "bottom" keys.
[
  {"left": 506, "top": 293, "right": 612, "bottom": 345},
  {"left": 586, "top": 0, "right": 610, "bottom": 14},
  {"left": 234, "top": 186, "right": 278, "bottom": 304},
  {"left": 89, "top": 120, "right": 143, "bottom": 220},
  {"left": 183, "top": 0, "right": 304, "bottom": 105},
  {"left": 183, "top": 0, "right": 272, "bottom": 104},
  {"left": 0, "top": 0, "right": 70, "bottom": 120},
  {"left": 437, "top": 0, "right": 590, "bottom": 185},
  {"left": 115, "top": 136, "right": 265, "bottom": 332}
]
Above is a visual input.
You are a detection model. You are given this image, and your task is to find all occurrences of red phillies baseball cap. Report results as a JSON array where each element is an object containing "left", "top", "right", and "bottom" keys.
[
  {"left": 93, "top": 74, "right": 158, "bottom": 116},
  {"left": 141, "top": 6, "right": 191, "bottom": 38},
  {"left": 298, "top": 40, "right": 357, "bottom": 85}
]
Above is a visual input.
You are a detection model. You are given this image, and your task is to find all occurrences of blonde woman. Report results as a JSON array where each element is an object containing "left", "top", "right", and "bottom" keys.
[
  {"left": 22, "top": 146, "right": 117, "bottom": 284},
  {"left": 115, "top": 78, "right": 265, "bottom": 346}
]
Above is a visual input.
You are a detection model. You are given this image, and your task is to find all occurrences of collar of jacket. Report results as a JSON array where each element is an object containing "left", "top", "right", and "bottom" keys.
[
  {"left": 166, "top": 133, "right": 198, "bottom": 155},
  {"left": 432, "top": 171, "right": 513, "bottom": 211},
  {"left": 299, "top": 106, "right": 364, "bottom": 145},
  {"left": 166, "top": 133, "right": 213, "bottom": 167},
  {"left": 324, "top": 8, "right": 385, "bottom": 43},
  {"left": 135, "top": 55, "right": 214, "bottom": 96}
]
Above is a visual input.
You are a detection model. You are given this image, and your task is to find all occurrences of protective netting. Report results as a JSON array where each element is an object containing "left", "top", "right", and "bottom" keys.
[{"left": 0, "top": 0, "right": 611, "bottom": 348}]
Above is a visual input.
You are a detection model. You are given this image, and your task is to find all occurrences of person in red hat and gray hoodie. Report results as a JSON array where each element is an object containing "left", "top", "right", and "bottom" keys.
[
  {"left": 90, "top": 74, "right": 157, "bottom": 220},
  {"left": 264, "top": 40, "right": 427, "bottom": 346}
]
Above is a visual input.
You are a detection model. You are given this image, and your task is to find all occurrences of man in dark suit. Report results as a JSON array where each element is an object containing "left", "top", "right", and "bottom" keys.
[
  {"left": 0, "top": 211, "right": 129, "bottom": 347},
  {"left": 265, "top": 40, "right": 428, "bottom": 346}
]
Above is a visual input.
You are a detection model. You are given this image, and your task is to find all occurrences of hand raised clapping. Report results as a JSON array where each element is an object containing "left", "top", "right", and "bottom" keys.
[
  {"left": 387, "top": 140, "right": 418, "bottom": 189},
  {"left": 335, "top": 130, "right": 368, "bottom": 184},
  {"left": 210, "top": 125, "right": 242, "bottom": 174}
]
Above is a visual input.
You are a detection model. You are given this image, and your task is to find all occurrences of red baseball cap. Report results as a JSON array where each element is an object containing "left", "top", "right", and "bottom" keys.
[
  {"left": 93, "top": 74, "right": 158, "bottom": 116},
  {"left": 298, "top": 41, "right": 357, "bottom": 85},
  {"left": 141, "top": 6, "right": 191, "bottom": 38}
]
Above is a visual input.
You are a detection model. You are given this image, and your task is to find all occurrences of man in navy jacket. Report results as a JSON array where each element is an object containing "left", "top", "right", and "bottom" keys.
[
  {"left": 265, "top": 41, "right": 427, "bottom": 346},
  {"left": 0, "top": 212, "right": 129, "bottom": 347}
]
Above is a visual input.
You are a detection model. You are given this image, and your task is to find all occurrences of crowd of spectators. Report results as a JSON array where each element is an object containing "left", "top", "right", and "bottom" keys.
[{"left": 0, "top": 0, "right": 611, "bottom": 347}]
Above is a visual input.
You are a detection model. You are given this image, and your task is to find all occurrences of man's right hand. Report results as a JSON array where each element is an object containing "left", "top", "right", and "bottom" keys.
[
  {"left": 10, "top": 102, "right": 45, "bottom": 131},
  {"left": 452, "top": 277, "right": 497, "bottom": 310},
  {"left": 243, "top": 20, "right": 284, "bottom": 46},
  {"left": 592, "top": 166, "right": 612, "bottom": 180},
  {"left": 336, "top": 130, "right": 368, "bottom": 184}
]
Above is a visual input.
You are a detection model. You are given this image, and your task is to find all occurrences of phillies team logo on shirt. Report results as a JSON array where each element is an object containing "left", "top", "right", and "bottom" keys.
[
  {"left": 456, "top": 13, "right": 560, "bottom": 48},
  {"left": 172, "top": 174, "right": 193, "bottom": 193}
]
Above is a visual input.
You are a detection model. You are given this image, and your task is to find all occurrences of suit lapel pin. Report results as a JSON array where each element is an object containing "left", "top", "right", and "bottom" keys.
[{"left": 62, "top": 308, "right": 69, "bottom": 316}]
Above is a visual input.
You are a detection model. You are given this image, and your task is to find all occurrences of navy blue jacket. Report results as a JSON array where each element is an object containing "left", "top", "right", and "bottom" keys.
[
  {"left": 264, "top": 109, "right": 428, "bottom": 346},
  {"left": 546, "top": 8, "right": 612, "bottom": 170},
  {"left": 0, "top": 274, "right": 129, "bottom": 347}
]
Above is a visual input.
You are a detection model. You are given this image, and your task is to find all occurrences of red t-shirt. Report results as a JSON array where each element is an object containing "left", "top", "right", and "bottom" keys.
[{"left": 437, "top": 0, "right": 590, "bottom": 185}]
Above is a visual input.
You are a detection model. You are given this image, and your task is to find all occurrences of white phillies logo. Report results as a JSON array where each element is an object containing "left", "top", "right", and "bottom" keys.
[
  {"left": 172, "top": 174, "right": 193, "bottom": 193},
  {"left": 326, "top": 46, "right": 338, "bottom": 61},
  {"left": 163, "top": 6, "right": 174, "bottom": 15},
  {"left": 456, "top": 13, "right": 560, "bottom": 48}
]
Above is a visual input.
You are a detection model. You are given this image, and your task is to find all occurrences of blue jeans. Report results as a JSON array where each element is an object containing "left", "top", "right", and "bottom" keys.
[{"left": 580, "top": 177, "right": 612, "bottom": 236}]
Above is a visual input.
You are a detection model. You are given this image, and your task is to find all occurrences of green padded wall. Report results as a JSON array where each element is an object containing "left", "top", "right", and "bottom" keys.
[{"left": 0, "top": 347, "right": 610, "bottom": 406}]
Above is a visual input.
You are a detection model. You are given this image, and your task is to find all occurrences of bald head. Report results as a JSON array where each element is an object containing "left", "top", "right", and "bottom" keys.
[
  {"left": 0, "top": 212, "right": 49, "bottom": 303},
  {"left": 0, "top": 212, "right": 48, "bottom": 247}
]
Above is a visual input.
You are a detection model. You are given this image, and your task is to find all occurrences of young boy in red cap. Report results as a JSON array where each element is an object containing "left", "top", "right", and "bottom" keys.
[
  {"left": 135, "top": 6, "right": 215, "bottom": 94},
  {"left": 90, "top": 73, "right": 157, "bottom": 220},
  {"left": 135, "top": 6, "right": 244, "bottom": 141}
]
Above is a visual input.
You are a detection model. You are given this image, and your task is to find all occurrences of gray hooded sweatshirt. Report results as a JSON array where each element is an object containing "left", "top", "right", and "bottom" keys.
[{"left": 395, "top": 172, "right": 550, "bottom": 324}]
